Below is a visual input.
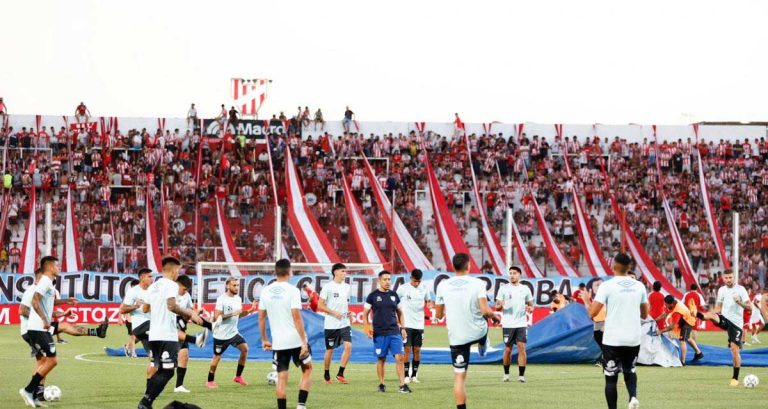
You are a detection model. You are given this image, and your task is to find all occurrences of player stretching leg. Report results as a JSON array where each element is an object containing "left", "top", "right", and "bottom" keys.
[
  {"left": 696, "top": 269, "right": 751, "bottom": 386},
  {"left": 138, "top": 257, "right": 201, "bottom": 409},
  {"left": 583, "top": 253, "right": 648, "bottom": 409},
  {"left": 206, "top": 277, "right": 256, "bottom": 388},
  {"left": 19, "top": 257, "right": 64, "bottom": 407},
  {"left": 435, "top": 253, "right": 499, "bottom": 409},
  {"left": 364, "top": 270, "right": 411, "bottom": 393},
  {"left": 496, "top": 266, "right": 533, "bottom": 383},
  {"left": 318, "top": 263, "right": 353, "bottom": 384},
  {"left": 397, "top": 269, "right": 434, "bottom": 384},
  {"left": 259, "top": 259, "right": 313, "bottom": 409}
]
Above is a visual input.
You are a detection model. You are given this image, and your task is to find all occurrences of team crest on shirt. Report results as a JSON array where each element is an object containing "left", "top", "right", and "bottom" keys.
[
  {"left": 333, "top": 292, "right": 339, "bottom": 298},
  {"left": 376, "top": 296, "right": 382, "bottom": 302},
  {"left": 390, "top": 296, "right": 396, "bottom": 302}
]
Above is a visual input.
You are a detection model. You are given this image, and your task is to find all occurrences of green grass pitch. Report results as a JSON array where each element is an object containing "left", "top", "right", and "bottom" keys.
[{"left": 0, "top": 325, "right": 765, "bottom": 408}]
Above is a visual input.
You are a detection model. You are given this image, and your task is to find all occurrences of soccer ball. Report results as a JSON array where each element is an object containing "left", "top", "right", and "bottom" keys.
[
  {"left": 743, "top": 374, "right": 759, "bottom": 389},
  {"left": 266, "top": 371, "right": 278, "bottom": 386},
  {"left": 44, "top": 385, "right": 62, "bottom": 401}
]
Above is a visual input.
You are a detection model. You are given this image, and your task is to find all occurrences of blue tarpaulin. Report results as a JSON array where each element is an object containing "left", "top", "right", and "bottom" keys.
[{"left": 105, "top": 304, "right": 768, "bottom": 366}]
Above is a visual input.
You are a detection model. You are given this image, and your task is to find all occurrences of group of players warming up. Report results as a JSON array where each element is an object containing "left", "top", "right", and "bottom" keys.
[{"left": 17, "top": 252, "right": 768, "bottom": 409}]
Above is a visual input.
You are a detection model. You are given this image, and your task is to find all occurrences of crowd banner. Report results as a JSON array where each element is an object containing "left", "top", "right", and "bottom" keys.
[
  {"left": 696, "top": 149, "right": 730, "bottom": 270},
  {"left": 202, "top": 119, "right": 284, "bottom": 138},
  {"left": 424, "top": 155, "right": 479, "bottom": 272}
]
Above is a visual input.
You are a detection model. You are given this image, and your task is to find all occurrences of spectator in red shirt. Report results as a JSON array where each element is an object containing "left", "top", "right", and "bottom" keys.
[
  {"left": 573, "top": 283, "right": 587, "bottom": 305},
  {"left": 648, "top": 281, "right": 666, "bottom": 330}
]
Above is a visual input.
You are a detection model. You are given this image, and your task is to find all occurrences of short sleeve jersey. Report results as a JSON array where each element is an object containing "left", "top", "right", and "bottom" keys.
[
  {"left": 123, "top": 285, "right": 151, "bottom": 328},
  {"left": 147, "top": 277, "right": 180, "bottom": 342},
  {"left": 27, "top": 276, "right": 56, "bottom": 332},
  {"left": 495, "top": 283, "right": 533, "bottom": 328},
  {"left": 716, "top": 284, "right": 749, "bottom": 328},
  {"left": 364, "top": 289, "right": 401, "bottom": 337},
  {"left": 397, "top": 283, "right": 432, "bottom": 330},
  {"left": 258, "top": 281, "right": 303, "bottom": 350},
  {"left": 594, "top": 276, "right": 648, "bottom": 347},
  {"left": 319, "top": 281, "right": 351, "bottom": 330},
  {"left": 19, "top": 284, "right": 36, "bottom": 335},
  {"left": 214, "top": 293, "right": 243, "bottom": 340},
  {"left": 435, "top": 276, "right": 488, "bottom": 346}
]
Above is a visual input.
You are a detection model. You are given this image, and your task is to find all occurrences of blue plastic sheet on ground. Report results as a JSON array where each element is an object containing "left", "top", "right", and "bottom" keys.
[{"left": 105, "top": 305, "right": 768, "bottom": 366}]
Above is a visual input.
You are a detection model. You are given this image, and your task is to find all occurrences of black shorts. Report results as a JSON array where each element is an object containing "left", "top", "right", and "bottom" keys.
[
  {"left": 180, "top": 340, "right": 190, "bottom": 350},
  {"left": 601, "top": 345, "right": 640, "bottom": 376},
  {"left": 324, "top": 327, "right": 352, "bottom": 350},
  {"left": 126, "top": 322, "right": 133, "bottom": 336},
  {"left": 678, "top": 320, "right": 693, "bottom": 342},
  {"left": 404, "top": 328, "right": 424, "bottom": 347},
  {"left": 449, "top": 333, "right": 487, "bottom": 373},
  {"left": 273, "top": 346, "right": 312, "bottom": 373},
  {"left": 21, "top": 333, "right": 43, "bottom": 359},
  {"left": 714, "top": 314, "right": 744, "bottom": 348},
  {"left": 213, "top": 334, "right": 246, "bottom": 356},
  {"left": 503, "top": 327, "right": 527, "bottom": 345},
  {"left": 149, "top": 341, "right": 179, "bottom": 370},
  {"left": 26, "top": 330, "right": 56, "bottom": 358},
  {"left": 132, "top": 321, "right": 150, "bottom": 352},
  {"left": 51, "top": 322, "right": 59, "bottom": 336}
]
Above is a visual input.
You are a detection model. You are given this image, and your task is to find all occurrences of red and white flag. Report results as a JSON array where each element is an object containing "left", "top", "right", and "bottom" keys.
[
  {"left": 232, "top": 78, "right": 269, "bottom": 117},
  {"left": 61, "top": 189, "right": 83, "bottom": 272}
]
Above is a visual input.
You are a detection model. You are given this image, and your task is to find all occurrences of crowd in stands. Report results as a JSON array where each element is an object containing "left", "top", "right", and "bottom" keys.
[{"left": 0, "top": 102, "right": 766, "bottom": 307}]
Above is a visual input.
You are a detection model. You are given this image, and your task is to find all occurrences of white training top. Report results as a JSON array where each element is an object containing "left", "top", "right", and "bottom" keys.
[
  {"left": 19, "top": 284, "right": 36, "bottom": 335},
  {"left": 123, "top": 285, "right": 151, "bottom": 328},
  {"left": 397, "top": 282, "right": 432, "bottom": 330},
  {"left": 259, "top": 281, "right": 303, "bottom": 350},
  {"left": 214, "top": 293, "right": 243, "bottom": 340},
  {"left": 27, "top": 275, "right": 56, "bottom": 332},
  {"left": 177, "top": 292, "right": 193, "bottom": 310},
  {"left": 319, "top": 280, "right": 351, "bottom": 330},
  {"left": 594, "top": 276, "right": 649, "bottom": 347},
  {"left": 147, "top": 277, "right": 180, "bottom": 342},
  {"left": 435, "top": 276, "right": 488, "bottom": 346},
  {"left": 716, "top": 284, "right": 749, "bottom": 328},
  {"left": 496, "top": 283, "right": 533, "bottom": 329}
]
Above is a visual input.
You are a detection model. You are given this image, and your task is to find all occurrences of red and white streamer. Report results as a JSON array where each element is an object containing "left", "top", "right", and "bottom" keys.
[
  {"left": 109, "top": 214, "right": 119, "bottom": 273},
  {"left": 20, "top": 186, "right": 38, "bottom": 274},
  {"left": 215, "top": 199, "right": 245, "bottom": 277},
  {"left": 516, "top": 123, "right": 525, "bottom": 142},
  {"left": 571, "top": 187, "right": 610, "bottom": 277},
  {"left": 530, "top": 193, "right": 579, "bottom": 277},
  {"left": 425, "top": 157, "right": 479, "bottom": 273},
  {"left": 661, "top": 197, "right": 699, "bottom": 288},
  {"left": 157, "top": 118, "right": 166, "bottom": 133},
  {"left": 61, "top": 189, "right": 82, "bottom": 272},
  {"left": 339, "top": 167, "right": 384, "bottom": 265},
  {"left": 145, "top": 186, "right": 163, "bottom": 272},
  {"left": 510, "top": 216, "right": 544, "bottom": 278},
  {"left": 362, "top": 155, "right": 433, "bottom": 271},
  {"left": 414, "top": 122, "right": 426, "bottom": 135},
  {"left": 695, "top": 139, "right": 730, "bottom": 269},
  {"left": 285, "top": 147, "right": 339, "bottom": 264},
  {"left": 35, "top": 115, "right": 42, "bottom": 133},
  {"left": 464, "top": 134, "right": 505, "bottom": 275}
]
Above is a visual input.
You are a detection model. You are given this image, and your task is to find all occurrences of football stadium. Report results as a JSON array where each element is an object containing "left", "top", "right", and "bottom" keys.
[{"left": 1, "top": 1, "right": 768, "bottom": 408}]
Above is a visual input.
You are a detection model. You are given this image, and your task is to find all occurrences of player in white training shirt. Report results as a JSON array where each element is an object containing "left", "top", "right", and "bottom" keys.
[
  {"left": 19, "top": 257, "right": 62, "bottom": 407},
  {"left": 697, "top": 269, "right": 751, "bottom": 386},
  {"left": 435, "top": 253, "right": 499, "bottom": 409},
  {"left": 584, "top": 253, "right": 648, "bottom": 409},
  {"left": 397, "top": 268, "right": 434, "bottom": 384},
  {"left": 259, "top": 259, "right": 312, "bottom": 409},
  {"left": 206, "top": 277, "right": 257, "bottom": 388},
  {"left": 318, "top": 263, "right": 353, "bottom": 384},
  {"left": 138, "top": 257, "right": 201, "bottom": 409},
  {"left": 495, "top": 266, "right": 533, "bottom": 383}
]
